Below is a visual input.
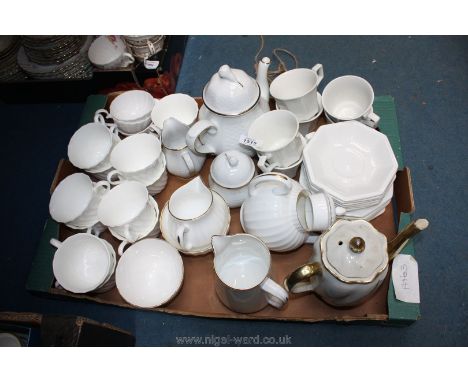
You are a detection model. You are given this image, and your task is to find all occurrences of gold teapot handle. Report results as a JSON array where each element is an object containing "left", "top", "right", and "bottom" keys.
[{"left": 284, "top": 262, "right": 321, "bottom": 294}]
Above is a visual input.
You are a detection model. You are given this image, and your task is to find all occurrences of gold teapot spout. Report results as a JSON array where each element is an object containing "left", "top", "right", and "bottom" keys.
[{"left": 387, "top": 218, "right": 429, "bottom": 261}]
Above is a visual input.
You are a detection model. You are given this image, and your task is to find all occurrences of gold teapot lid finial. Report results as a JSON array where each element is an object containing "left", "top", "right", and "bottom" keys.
[{"left": 349, "top": 237, "right": 366, "bottom": 254}]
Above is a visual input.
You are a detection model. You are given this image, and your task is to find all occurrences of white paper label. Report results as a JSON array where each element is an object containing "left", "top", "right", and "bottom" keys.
[
  {"left": 144, "top": 59, "right": 160, "bottom": 70},
  {"left": 239, "top": 134, "right": 261, "bottom": 148},
  {"left": 391, "top": 254, "right": 420, "bottom": 303}
]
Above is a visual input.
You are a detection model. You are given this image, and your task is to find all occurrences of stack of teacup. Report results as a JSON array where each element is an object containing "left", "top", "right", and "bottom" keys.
[
  {"left": 87, "top": 36, "right": 135, "bottom": 70},
  {"left": 123, "top": 35, "right": 165, "bottom": 62}
]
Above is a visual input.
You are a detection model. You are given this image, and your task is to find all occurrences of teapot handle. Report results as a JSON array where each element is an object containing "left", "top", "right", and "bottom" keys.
[
  {"left": 248, "top": 173, "right": 292, "bottom": 197},
  {"left": 284, "top": 262, "right": 322, "bottom": 294},
  {"left": 186, "top": 120, "right": 218, "bottom": 155}
]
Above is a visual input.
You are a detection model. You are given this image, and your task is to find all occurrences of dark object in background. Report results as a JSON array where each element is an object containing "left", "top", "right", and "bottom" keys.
[{"left": 0, "top": 312, "right": 135, "bottom": 347}]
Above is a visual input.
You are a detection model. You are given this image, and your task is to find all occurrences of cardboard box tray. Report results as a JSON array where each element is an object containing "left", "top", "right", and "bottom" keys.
[{"left": 27, "top": 95, "right": 420, "bottom": 325}]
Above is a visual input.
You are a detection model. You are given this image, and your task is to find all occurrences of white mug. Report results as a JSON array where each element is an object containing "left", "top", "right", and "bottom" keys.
[
  {"left": 248, "top": 110, "right": 303, "bottom": 168},
  {"left": 49, "top": 173, "right": 110, "bottom": 229},
  {"left": 150, "top": 93, "right": 199, "bottom": 136},
  {"left": 50, "top": 233, "right": 116, "bottom": 294},
  {"left": 322, "top": 75, "right": 380, "bottom": 128},
  {"left": 270, "top": 64, "right": 324, "bottom": 121},
  {"left": 213, "top": 234, "right": 289, "bottom": 313},
  {"left": 98, "top": 181, "right": 160, "bottom": 243},
  {"left": 68, "top": 120, "right": 121, "bottom": 175},
  {"left": 88, "top": 36, "right": 135, "bottom": 69}
]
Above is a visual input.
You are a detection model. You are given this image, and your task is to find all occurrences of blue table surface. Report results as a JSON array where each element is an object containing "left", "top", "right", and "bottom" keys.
[{"left": 0, "top": 36, "right": 466, "bottom": 346}]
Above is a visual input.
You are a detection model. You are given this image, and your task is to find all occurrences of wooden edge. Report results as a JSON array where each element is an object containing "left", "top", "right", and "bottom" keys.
[
  {"left": 394, "top": 167, "right": 415, "bottom": 215},
  {"left": 49, "top": 159, "right": 66, "bottom": 194},
  {"left": 0, "top": 312, "right": 43, "bottom": 326},
  {"left": 43, "top": 287, "right": 389, "bottom": 323}
]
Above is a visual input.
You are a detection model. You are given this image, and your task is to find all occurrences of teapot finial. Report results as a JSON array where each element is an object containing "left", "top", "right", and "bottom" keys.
[
  {"left": 225, "top": 152, "right": 239, "bottom": 168},
  {"left": 349, "top": 237, "right": 366, "bottom": 254},
  {"left": 218, "top": 65, "right": 242, "bottom": 87}
]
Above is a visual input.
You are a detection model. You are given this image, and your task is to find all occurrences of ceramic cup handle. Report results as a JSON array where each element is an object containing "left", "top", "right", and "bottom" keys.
[
  {"left": 147, "top": 123, "right": 162, "bottom": 138},
  {"left": 284, "top": 262, "right": 321, "bottom": 294},
  {"left": 248, "top": 174, "right": 292, "bottom": 196},
  {"left": 118, "top": 240, "right": 130, "bottom": 257},
  {"left": 186, "top": 120, "right": 218, "bottom": 154},
  {"left": 49, "top": 238, "right": 62, "bottom": 249},
  {"left": 94, "top": 180, "right": 111, "bottom": 192},
  {"left": 361, "top": 111, "right": 380, "bottom": 128},
  {"left": 257, "top": 156, "right": 279, "bottom": 173},
  {"left": 311, "top": 63, "right": 324, "bottom": 86},
  {"left": 261, "top": 278, "right": 289, "bottom": 309},
  {"left": 94, "top": 109, "right": 114, "bottom": 127},
  {"left": 86, "top": 224, "right": 106, "bottom": 237},
  {"left": 121, "top": 52, "right": 135, "bottom": 67},
  {"left": 176, "top": 225, "right": 191, "bottom": 251},
  {"left": 181, "top": 151, "right": 195, "bottom": 175},
  {"left": 107, "top": 170, "right": 122, "bottom": 185}
]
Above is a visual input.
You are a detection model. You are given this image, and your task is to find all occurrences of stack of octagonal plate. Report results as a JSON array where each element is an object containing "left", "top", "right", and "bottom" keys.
[{"left": 300, "top": 121, "right": 398, "bottom": 221}]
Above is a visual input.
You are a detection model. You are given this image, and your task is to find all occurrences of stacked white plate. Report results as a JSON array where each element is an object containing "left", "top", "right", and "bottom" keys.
[
  {"left": 0, "top": 36, "right": 27, "bottom": 81},
  {"left": 301, "top": 121, "right": 398, "bottom": 221},
  {"left": 123, "top": 35, "right": 165, "bottom": 61}
]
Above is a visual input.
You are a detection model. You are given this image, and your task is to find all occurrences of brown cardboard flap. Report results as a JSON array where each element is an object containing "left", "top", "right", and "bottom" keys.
[{"left": 46, "top": 154, "right": 413, "bottom": 322}]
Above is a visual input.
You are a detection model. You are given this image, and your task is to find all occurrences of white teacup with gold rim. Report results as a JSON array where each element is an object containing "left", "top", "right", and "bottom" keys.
[{"left": 160, "top": 176, "right": 230, "bottom": 255}]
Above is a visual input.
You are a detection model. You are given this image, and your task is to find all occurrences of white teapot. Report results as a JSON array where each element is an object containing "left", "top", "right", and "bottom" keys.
[
  {"left": 186, "top": 58, "right": 271, "bottom": 157},
  {"left": 284, "top": 218, "right": 429, "bottom": 307}
]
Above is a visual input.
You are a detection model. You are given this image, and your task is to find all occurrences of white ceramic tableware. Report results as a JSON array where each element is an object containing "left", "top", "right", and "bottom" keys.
[
  {"left": 161, "top": 117, "right": 206, "bottom": 178},
  {"left": 49, "top": 173, "right": 110, "bottom": 229},
  {"left": 67, "top": 121, "right": 121, "bottom": 177},
  {"left": 98, "top": 181, "right": 160, "bottom": 243},
  {"left": 50, "top": 233, "right": 116, "bottom": 294},
  {"left": 322, "top": 75, "right": 380, "bottom": 128},
  {"left": 212, "top": 234, "right": 289, "bottom": 313},
  {"left": 248, "top": 110, "right": 303, "bottom": 168},
  {"left": 208, "top": 150, "right": 256, "bottom": 208},
  {"left": 95, "top": 90, "right": 155, "bottom": 135},
  {"left": 116, "top": 239, "right": 184, "bottom": 308},
  {"left": 240, "top": 173, "right": 317, "bottom": 252},
  {"left": 88, "top": 36, "right": 134, "bottom": 69},
  {"left": 270, "top": 64, "right": 324, "bottom": 121},
  {"left": 160, "top": 177, "right": 230, "bottom": 255},
  {"left": 107, "top": 133, "right": 165, "bottom": 186},
  {"left": 0, "top": 333, "right": 22, "bottom": 347},
  {"left": 150, "top": 93, "right": 199, "bottom": 135},
  {"left": 284, "top": 219, "right": 429, "bottom": 306},
  {"left": 302, "top": 121, "right": 398, "bottom": 203},
  {"left": 297, "top": 93, "right": 323, "bottom": 136},
  {"left": 186, "top": 58, "right": 271, "bottom": 156}
]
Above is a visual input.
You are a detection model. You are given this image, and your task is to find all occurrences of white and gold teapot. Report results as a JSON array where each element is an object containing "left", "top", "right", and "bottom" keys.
[
  {"left": 186, "top": 58, "right": 271, "bottom": 156},
  {"left": 284, "top": 218, "right": 428, "bottom": 307}
]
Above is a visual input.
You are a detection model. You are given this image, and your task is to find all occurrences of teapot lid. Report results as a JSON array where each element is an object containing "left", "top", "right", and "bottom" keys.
[
  {"left": 210, "top": 150, "right": 255, "bottom": 188},
  {"left": 203, "top": 64, "right": 260, "bottom": 116},
  {"left": 320, "top": 219, "right": 388, "bottom": 283}
]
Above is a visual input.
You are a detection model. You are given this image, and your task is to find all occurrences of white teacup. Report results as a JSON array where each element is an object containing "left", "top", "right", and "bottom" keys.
[
  {"left": 68, "top": 120, "right": 121, "bottom": 176},
  {"left": 88, "top": 36, "right": 135, "bottom": 69},
  {"left": 150, "top": 93, "right": 199, "bottom": 135},
  {"left": 213, "top": 234, "right": 289, "bottom": 313},
  {"left": 50, "top": 233, "right": 116, "bottom": 294},
  {"left": 322, "top": 75, "right": 380, "bottom": 128},
  {"left": 49, "top": 173, "right": 110, "bottom": 229},
  {"left": 98, "top": 181, "right": 160, "bottom": 243},
  {"left": 96, "top": 90, "right": 155, "bottom": 135},
  {"left": 270, "top": 64, "right": 324, "bottom": 121},
  {"left": 161, "top": 117, "right": 205, "bottom": 178},
  {"left": 248, "top": 110, "right": 303, "bottom": 168},
  {"left": 107, "top": 133, "right": 165, "bottom": 186}
]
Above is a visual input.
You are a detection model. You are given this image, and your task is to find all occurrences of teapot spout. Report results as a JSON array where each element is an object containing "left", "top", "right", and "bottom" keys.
[
  {"left": 211, "top": 235, "right": 233, "bottom": 257},
  {"left": 256, "top": 57, "right": 271, "bottom": 109},
  {"left": 387, "top": 218, "right": 429, "bottom": 261}
]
